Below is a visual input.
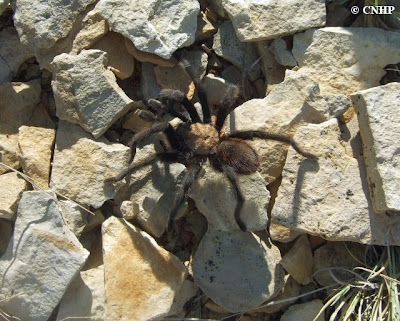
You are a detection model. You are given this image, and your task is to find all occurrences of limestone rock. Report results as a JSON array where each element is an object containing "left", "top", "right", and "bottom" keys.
[
  {"left": 0, "top": 26, "right": 34, "bottom": 84},
  {"left": 102, "top": 216, "right": 187, "bottom": 321},
  {"left": 231, "top": 70, "right": 330, "bottom": 134},
  {"left": 57, "top": 264, "right": 105, "bottom": 321},
  {"left": 180, "top": 49, "right": 208, "bottom": 81},
  {"left": 272, "top": 119, "right": 400, "bottom": 245},
  {"left": 202, "top": 74, "right": 232, "bottom": 108},
  {"left": 11, "top": 0, "right": 97, "bottom": 49},
  {"left": 280, "top": 299, "right": 324, "bottom": 321},
  {"left": 154, "top": 64, "right": 193, "bottom": 95},
  {"left": 116, "top": 200, "right": 137, "bottom": 220},
  {"left": 280, "top": 235, "right": 313, "bottom": 285},
  {"left": 271, "top": 38, "right": 296, "bottom": 67},
  {"left": 222, "top": 0, "right": 326, "bottom": 41},
  {"left": 192, "top": 228, "right": 285, "bottom": 312},
  {"left": 0, "top": 172, "right": 29, "bottom": 220},
  {"left": 255, "top": 40, "right": 285, "bottom": 93},
  {"left": 351, "top": 83, "right": 400, "bottom": 213},
  {"left": 98, "top": 0, "right": 199, "bottom": 59},
  {"left": 269, "top": 223, "right": 301, "bottom": 243},
  {"left": 293, "top": 27, "right": 400, "bottom": 95},
  {"left": 230, "top": 70, "right": 329, "bottom": 184},
  {"left": 257, "top": 276, "right": 301, "bottom": 314},
  {"left": 0, "top": 80, "right": 42, "bottom": 174},
  {"left": 213, "top": 20, "right": 261, "bottom": 82},
  {"left": 313, "top": 242, "right": 366, "bottom": 286},
  {"left": 116, "top": 138, "right": 187, "bottom": 238},
  {"left": 0, "top": 190, "right": 89, "bottom": 321},
  {"left": 125, "top": 38, "right": 178, "bottom": 67},
  {"left": 204, "top": 300, "right": 230, "bottom": 314},
  {"left": 60, "top": 200, "right": 105, "bottom": 238},
  {"left": 121, "top": 102, "right": 151, "bottom": 132},
  {"left": 18, "top": 126, "right": 55, "bottom": 189},
  {"left": 91, "top": 31, "right": 135, "bottom": 79},
  {"left": 188, "top": 162, "right": 269, "bottom": 232},
  {"left": 36, "top": 3, "right": 108, "bottom": 69},
  {"left": 168, "top": 279, "right": 198, "bottom": 316},
  {"left": 323, "top": 93, "right": 350, "bottom": 118},
  {"left": 196, "top": 10, "right": 217, "bottom": 40},
  {"left": 50, "top": 121, "right": 130, "bottom": 209},
  {"left": 51, "top": 49, "right": 134, "bottom": 138},
  {"left": 141, "top": 62, "right": 161, "bottom": 100}
]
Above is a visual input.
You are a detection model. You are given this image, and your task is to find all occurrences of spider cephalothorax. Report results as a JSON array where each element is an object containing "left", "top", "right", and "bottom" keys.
[{"left": 111, "top": 62, "right": 315, "bottom": 232}]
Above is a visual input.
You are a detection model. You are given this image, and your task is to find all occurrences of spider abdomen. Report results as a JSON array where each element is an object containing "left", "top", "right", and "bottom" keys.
[{"left": 217, "top": 138, "right": 260, "bottom": 174}]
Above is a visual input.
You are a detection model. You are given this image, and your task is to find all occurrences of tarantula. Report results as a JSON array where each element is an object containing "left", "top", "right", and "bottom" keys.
[{"left": 110, "top": 63, "right": 315, "bottom": 232}]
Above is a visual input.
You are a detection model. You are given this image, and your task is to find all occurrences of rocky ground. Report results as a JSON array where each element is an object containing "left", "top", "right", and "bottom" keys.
[{"left": 0, "top": 0, "right": 400, "bottom": 320}]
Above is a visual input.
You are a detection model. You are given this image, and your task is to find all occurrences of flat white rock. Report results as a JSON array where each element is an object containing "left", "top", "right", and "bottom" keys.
[
  {"left": 50, "top": 121, "right": 130, "bottom": 208},
  {"left": 51, "top": 49, "right": 134, "bottom": 138},
  {"left": 18, "top": 126, "right": 56, "bottom": 189},
  {"left": 59, "top": 200, "right": 105, "bottom": 238},
  {"left": 0, "top": 26, "right": 34, "bottom": 84},
  {"left": 57, "top": 264, "right": 105, "bottom": 321},
  {"left": 91, "top": 31, "right": 135, "bottom": 80},
  {"left": 222, "top": 0, "right": 326, "bottom": 41},
  {"left": 35, "top": 3, "right": 108, "bottom": 70},
  {"left": 98, "top": 0, "right": 199, "bottom": 59},
  {"left": 0, "top": 191, "right": 89, "bottom": 321},
  {"left": 272, "top": 119, "right": 400, "bottom": 245},
  {"left": 0, "top": 80, "right": 42, "bottom": 174},
  {"left": 280, "top": 299, "right": 324, "bottom": 321},
  {"left": 188, "top": 162, "right": 269, "bottom": 231},
  {"left": 12, "top": 0, "right": 97, "bottom": 49},
  {"left": 114, "top": 137, "right": 187, "bottom": 238},
  {"left": 280, "top": 234, "right": 313, "bottom": 285},
  {"left": 351, "top": 83, "right": 400, "bottom": 213},
  {"left": 229, "top": 70, "right": 331, "bottom": 183},
  {"left": 192, "top": 228, "right": 284, "bottom": 312},
  {"left": 102, "top": 216, "right": 187, "bottom": 321},
  {"left": 213, "top": 20, "right": 261, "bottom": 81},
  {"left": 0, "top": 172, "right": 29, "bottom": 220},
  {"left": 293, "top": 27, "right": 400, "bottom": 95}
]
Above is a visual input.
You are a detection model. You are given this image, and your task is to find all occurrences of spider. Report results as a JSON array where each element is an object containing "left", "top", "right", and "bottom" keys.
[{"left": 110, "top": 62, "right": 315, "bottom": 232}]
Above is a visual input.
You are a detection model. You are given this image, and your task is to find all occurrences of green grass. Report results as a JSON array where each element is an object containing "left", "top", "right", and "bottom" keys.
[{"left": 314, "top": 245, "right": 400, "bottom": 321}]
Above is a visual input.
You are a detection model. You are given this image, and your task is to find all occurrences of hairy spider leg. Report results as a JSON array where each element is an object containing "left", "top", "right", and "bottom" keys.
[
  {"left": 147, "top": 97, "right": 189, "bottom": 122},
  {"left": 159, "top": 89, "right": 201, "bottom": 123},
  {"left": 196, "top": 87, "right": 211, "bottom": 124},
  {"left": 127, "top": 122, "right": 170, "bottom": 162},
  {"left": 161, "top": 125, "right": 182, "bottom": 151},
  {"left": 146, "top": 98, "right": 167, "bottom": 117},
  {"left": 167, "top": 161, "right": 204, "bottom": 232},
  {"left": 179, "top": 60, "right": 211, "bottom": 124},
  {"left": 228, "top": 130, "right": 316, "bottom": 159},
  {"left": 215, "top": 84, "right": 241, "bottom": 131},
  {"left": 111, "top": 151, "right": 190, "bottom": 182},
  {"left": 208, "top": 155, "right": 248, "bottom": 231},
  {"left": 221, "top": 164, "right": 247, "bottom": 231},
  {"left": 136, "top": 109, "right": 157, "bottom": 122}
]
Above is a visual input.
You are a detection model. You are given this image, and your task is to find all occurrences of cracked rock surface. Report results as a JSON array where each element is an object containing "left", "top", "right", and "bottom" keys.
[{"left": 1, "top": 0, "right": 400, "bottom": 320}]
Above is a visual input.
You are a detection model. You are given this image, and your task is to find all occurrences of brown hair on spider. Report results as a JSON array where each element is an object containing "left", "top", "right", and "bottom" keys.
[{"left": 110, "top": 60, "right": 316, "bottom": 232}]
